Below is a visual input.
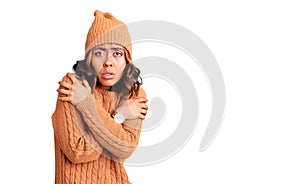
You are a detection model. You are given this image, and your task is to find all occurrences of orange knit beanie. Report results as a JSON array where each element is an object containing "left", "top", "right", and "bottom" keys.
[{"left": 85, "top": 10, "right": 132, "bottom": 63}]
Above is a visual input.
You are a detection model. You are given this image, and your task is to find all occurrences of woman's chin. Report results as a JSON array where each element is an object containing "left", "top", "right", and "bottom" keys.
[{"left": 99, "top": 81, "right": 115, "bottom": 89}]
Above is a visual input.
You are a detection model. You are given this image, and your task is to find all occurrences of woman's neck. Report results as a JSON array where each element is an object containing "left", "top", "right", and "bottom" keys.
[
  {"left": 100, "top": 86, "right": 111, "bottom": 90},
  {"left": 96, "top": 81, "right": 111, "bottom": 91}
]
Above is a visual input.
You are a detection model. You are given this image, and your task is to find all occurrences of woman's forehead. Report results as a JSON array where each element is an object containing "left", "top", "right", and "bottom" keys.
[{"left": 94, "top": 43, "right": 124, "bottom": 50}]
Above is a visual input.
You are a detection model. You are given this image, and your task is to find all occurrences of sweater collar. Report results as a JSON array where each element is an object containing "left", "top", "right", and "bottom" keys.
[{"left": 95, "top": 86, "right": 114, "bottom": 97}]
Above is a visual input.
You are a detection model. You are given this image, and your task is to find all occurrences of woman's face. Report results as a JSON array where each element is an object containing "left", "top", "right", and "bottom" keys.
[{"left": 91, "top": 44, "right": 127, "bottom": 90}]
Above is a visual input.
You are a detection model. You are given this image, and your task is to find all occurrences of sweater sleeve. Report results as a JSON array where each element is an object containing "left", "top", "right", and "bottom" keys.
[
  {"left": 52, "top": 75, "right": 102, "bottom": 164},
  {"left": 76, "top": 89, "right": 145, "bottom": 159}
]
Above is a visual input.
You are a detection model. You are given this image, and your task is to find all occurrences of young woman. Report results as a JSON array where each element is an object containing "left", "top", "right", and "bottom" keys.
[{"left": 52, "top": 10, "right": 148, "bottom": 184}]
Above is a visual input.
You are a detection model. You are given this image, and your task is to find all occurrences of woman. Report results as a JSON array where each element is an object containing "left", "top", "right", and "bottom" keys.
[{"left": 52, "top": 10, "right": 148, "bottom": 184}]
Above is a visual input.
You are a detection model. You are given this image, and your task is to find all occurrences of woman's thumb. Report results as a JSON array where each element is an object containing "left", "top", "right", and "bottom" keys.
[{"left": 82, "top": 79, "right": 90, "bottom": 88}]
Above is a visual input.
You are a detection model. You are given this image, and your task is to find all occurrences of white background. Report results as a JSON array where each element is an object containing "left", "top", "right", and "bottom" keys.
[{"left": 1, "top": 0, "right": 299, "bottom": 183}]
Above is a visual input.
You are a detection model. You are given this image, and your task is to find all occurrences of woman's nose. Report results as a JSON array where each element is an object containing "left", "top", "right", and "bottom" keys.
[
  {"left": 103, "top": 63, "right": 113, "bottom": 67},
  {"left": 103, "top": 57, "right": 113, "bottom": 67}
]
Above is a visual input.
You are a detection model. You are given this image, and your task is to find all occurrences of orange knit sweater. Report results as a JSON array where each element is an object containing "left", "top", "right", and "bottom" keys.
[{"left": 52, "top": 75, "right": 145, "bottom": 184}]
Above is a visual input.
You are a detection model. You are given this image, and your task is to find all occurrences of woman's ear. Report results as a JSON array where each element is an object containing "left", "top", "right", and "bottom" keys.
[{"left": 124, "top": 48, "right": 132, "bottom": 64}]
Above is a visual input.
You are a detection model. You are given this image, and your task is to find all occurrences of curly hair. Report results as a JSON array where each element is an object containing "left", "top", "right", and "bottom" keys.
[{"left": 72, "top": 51, "right": 142, "bottom": 108}]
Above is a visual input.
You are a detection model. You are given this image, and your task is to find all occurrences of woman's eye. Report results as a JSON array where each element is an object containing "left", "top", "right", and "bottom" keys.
[
  {"left": 114, "top": 51, "right": 123, "bottom": 57},
  {"left": 95, "top": 51, "right": 106, "bottom": 56}
]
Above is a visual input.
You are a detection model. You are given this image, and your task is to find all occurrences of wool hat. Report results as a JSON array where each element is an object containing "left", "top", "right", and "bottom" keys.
[{"left": 85, "top": 10, "right": 132, "bottom": 63}]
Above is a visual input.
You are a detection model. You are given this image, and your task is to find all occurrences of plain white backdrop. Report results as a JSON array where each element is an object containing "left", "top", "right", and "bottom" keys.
[{"left": 1, "top": 0, "right": 299, "bottom": 183}]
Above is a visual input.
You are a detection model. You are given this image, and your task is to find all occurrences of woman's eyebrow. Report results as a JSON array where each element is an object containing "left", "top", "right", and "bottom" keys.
[
  {"left": 94, "top": 47, "right": 123, "bottom": 51},
  {"left": 94, "top": 47, "right": 107, "bottom": 51},
  {"left": 111, "top": 47, "right": 124, "bottom": 50}
]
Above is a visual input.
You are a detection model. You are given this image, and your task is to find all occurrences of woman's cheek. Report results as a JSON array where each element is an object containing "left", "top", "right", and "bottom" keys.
[{"left": 92, "top": 63, "right": 102, "bottom": 75}]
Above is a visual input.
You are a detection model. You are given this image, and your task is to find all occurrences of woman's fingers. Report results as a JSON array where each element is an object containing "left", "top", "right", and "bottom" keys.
[
  {"left": 82, "top": 79, "right": 92, "bottom": 92},
  {"left": 57, "top": 87, "right": 72, "bottom": 103},
  {"left": 59, "top": 81, "right": 72, "bottom": 89},
  {"left": 57, "top": 88, "right": 72, "bottom": 96},
  {"left": 82, "top": 79, "right": 89, "bottom": 87},
  {"left": 57, "top": 73, "right": 91, "bottom": 105},
  {"left": 138, "top": 98, "right": 148, "bottom": 119},
  {"left": 67, "top": 72, "right": 79, "bottom": 83},
  {"left": 57, "top": 95, "right": 71, "bottom": 102}
]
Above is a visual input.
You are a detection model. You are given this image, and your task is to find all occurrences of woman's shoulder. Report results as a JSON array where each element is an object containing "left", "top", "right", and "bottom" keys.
[{"left": 60, "top": 73, "right": 76, "bottom": 84}]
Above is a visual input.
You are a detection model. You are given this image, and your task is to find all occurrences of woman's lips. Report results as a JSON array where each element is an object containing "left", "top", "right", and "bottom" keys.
[{"left": 102, "top": 72, "right": 115, "bottom": 79}]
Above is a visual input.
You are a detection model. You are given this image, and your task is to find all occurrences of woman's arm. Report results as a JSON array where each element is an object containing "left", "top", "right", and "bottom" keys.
[
  {"left": 75, "top": 88, "right": 146, "bottom": 159},
  {"left": 57, "top": 73, "right": 147, "bottom": 159},
  {"left": 52, "top": 75, "right": 102, "bottom": 164}
]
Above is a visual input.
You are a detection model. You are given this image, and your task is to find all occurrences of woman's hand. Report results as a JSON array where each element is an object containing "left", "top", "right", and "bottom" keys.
[
  {"left": 116, "top": 97, "right": 148, "bottom": 120},
  {"left": 57, "top": 73, "right": 91, "bottom": 105}
]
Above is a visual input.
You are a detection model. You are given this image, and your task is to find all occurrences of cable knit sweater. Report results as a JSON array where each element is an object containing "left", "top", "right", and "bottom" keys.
[{"left": 52, "top": 75, "right": 145, "bottom": 184}]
